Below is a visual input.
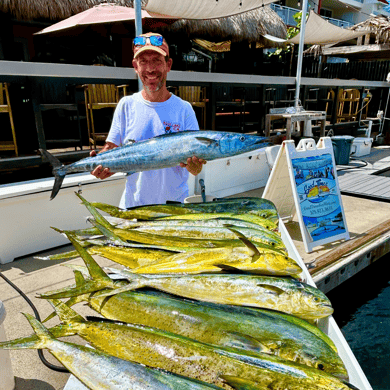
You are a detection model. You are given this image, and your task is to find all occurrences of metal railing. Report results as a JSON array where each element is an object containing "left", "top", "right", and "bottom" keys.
[
  {"left": 270, "top": 4, "right": 300, "bottom": 26},
  {"left": 323, "top": 15, "right": 354, "bottom": 28},
  {"left": 270, "top": 3, "right": 354, "bottom": 28}
]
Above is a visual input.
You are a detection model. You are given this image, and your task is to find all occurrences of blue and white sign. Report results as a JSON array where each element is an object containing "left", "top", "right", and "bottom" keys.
[
  {"left": 263, "top": 137, "right": 349, "bottom": 253},
  {"left": 292, "top": 154, "right": 347, "bottom": 242}
]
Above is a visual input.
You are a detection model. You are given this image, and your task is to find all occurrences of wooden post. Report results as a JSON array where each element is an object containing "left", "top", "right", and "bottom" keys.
[
  {"left": 29, "top": 78, "right": 47, "bottom": 151},
  {"left": 210, "top": 83, "right": 216, "bottom": 130}
]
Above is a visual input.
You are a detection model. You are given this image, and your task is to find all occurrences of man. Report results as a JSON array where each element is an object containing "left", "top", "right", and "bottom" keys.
[{"left": 91, "top": 32, "right": 206, "bottom": 209}]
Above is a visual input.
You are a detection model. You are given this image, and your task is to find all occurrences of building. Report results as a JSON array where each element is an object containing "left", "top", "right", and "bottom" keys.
[{"left": 271, "top": 0, "right": 390, "bottom": 29}]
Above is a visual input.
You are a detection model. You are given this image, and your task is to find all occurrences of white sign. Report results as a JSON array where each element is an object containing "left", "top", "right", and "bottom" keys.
[{"left": 262, "top": 137, "right": 349, "bottom": 253}]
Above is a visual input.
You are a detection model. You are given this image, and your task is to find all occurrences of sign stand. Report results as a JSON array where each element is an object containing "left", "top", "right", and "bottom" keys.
[{"left": 263, "top": 137, "right": 350, "bottom": 253}]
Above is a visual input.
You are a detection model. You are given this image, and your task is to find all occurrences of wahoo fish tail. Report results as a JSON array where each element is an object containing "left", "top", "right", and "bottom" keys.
[{"left": 40, "top": 149, "right": 67, "bottom": 200}]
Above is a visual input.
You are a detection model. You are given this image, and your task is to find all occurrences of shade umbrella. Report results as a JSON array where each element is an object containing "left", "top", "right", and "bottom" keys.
[
  {"left": 34, "top": 3, "right": 178, "bottom": 69},
  {"left": 160, "top": 6, "right": 287, "bottom": 47},
  {"left": 144, "top": 0, "right": 278, "bottom": 19},
  {"left": 34, "top": 3, "right": 178, "bottom": 37}
]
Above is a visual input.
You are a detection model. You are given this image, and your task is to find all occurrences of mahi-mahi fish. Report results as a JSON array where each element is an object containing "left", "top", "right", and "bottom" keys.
[
  {"left": 98, "top": 270, "right": 333, "bottom": 320},
  {"left": 40, "top": 131, "right": 271, "bottom": 200},
  {"left": 1, "top": 311, "right": 354, "bottom": 390},
  {"left": 92, "top": 198, "right": 279, "bottom": 223},
  {"left": 37, "top": 230, "right": 347, "bottom": 379},
  {"left": 2, "top": 303, "right": 353, "bottom": 390},
  {"left": 0, "top": 313, "right": 224, "bottom": 390}
]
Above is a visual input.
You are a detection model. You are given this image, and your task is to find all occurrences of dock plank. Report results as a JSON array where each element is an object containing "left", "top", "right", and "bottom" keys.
[
  {"left": 338, "top": 172, "right": 390, "bottom": 200},
  {"left": 349, "top": 177, "right": 387, "bottom": 191},
  {"left": 364, "top": 183, "right": 390, "bottom": 196},
  {"left": 338, "top": 173, "right": 368, "bottom": 187},
  {"left": 347, "top": 177, "right": 384, "bottom": 192}
]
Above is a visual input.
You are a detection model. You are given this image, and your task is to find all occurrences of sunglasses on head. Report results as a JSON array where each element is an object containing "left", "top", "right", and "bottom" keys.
[{"left": 133, "top": 35, "right": 163, "bottom": 47}]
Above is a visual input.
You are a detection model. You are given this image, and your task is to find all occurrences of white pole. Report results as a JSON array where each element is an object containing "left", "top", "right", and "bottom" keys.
[
  {"left": 294, "top": 0, "right": 309, "bottom": 109},
  {"left": 134, "top": 0, "right": 143, "bottom": 91}
]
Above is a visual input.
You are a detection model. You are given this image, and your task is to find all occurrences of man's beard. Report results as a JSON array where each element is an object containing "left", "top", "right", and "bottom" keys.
[
  {"left": 141, "top": 73, "right": 165, "bottom": 92},
  {"left": 144, "top": 81, "right": 163, "bottom": 92}
]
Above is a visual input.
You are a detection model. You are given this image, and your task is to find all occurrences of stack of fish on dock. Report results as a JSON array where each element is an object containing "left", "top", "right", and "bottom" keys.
[{"left": 0, "top": 193, "right": 359, "bottom": 389}]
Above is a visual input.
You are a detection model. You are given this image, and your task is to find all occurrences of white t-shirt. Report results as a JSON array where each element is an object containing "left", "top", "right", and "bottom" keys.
[{"left": 106, "top": 91, "right": 199, "bottom": 209}]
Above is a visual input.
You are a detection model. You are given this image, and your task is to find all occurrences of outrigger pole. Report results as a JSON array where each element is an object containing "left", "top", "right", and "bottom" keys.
[
  {"left": 134, "top": 0, "right": 143, "bottom": 92},
  {"left": 294, "top": 0, "right": 309, "bottom": 109}
]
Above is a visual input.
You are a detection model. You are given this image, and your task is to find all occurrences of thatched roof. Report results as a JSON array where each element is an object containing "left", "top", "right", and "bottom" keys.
[
  {"left": 160, "top": 6, "right": 287, "bottom": 44},
  {"left": 349, "top": 15, "right": 390, "bottom": 44},
  {"left": 0, "top": 0, "right": 147, "bottom": 21},
  {"left": 2, "top": 0, "right": 286, "bottom": 46}
]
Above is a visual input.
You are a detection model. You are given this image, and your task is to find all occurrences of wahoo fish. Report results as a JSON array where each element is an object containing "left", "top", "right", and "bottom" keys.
[
  {"left": 92, "top": 197, "right": 279, "bottom": 222},
  {"left": 37, "top": 236, "right": 346, "bottom": 379},
  {"left": 41, "top": 131, "right": 271, "bottom": 200},
  {"left": 0, "top": 313, "right": 224, "bottom": 390},
  {"left": 99, "top": 271, "right": 333, "bottom": 320}
]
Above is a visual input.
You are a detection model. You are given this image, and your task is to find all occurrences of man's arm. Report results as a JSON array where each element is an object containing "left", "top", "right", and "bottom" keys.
[{"left": 90, "top": 141, "right": 118, "bottom": 180}]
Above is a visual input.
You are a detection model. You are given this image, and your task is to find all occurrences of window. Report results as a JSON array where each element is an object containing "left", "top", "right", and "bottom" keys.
[{"left": 320, "top": 8, "right": 332, "bottom": 18}]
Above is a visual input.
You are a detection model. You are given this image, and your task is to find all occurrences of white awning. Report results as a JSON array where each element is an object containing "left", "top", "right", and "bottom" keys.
[
  {"left": 287, "top": 10, "right": 369, "bottom": 45},
  {"left": 262, "top": 33, "right": 288, "bottom": 43},
  {"left": 145, "top": 0, "right": 278, "bottom": 19}
]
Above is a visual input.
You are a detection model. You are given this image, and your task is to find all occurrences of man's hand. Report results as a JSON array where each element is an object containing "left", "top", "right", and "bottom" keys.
[
  {"left": 90, "top": 142, "right": 117, "bottom": 180},
  {"left": 180, "top": 156, "right": 207, "bottom": 176}
]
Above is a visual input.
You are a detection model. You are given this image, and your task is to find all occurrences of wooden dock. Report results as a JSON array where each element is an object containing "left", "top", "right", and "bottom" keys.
[{"left": 338, "top": 171, "right": 390, "bottom": 201}]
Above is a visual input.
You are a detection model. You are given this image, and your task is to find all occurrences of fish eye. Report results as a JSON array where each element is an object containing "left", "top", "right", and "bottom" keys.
[
  {"left": 317, "top": 363, "right": 325, "bottom": 370},
  {"left": 240, "top": 136, "right": 245, "bottom": 141}
]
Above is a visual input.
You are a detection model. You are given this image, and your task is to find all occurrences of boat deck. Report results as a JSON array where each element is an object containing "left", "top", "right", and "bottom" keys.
[{"left": 2, "top": 145, "right": 390, "bottom": 389}]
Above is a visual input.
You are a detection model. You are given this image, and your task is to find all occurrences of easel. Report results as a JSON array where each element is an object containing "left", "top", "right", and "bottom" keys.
[{"left": 262, "top": 137, "right": 350, "bottom": 253}]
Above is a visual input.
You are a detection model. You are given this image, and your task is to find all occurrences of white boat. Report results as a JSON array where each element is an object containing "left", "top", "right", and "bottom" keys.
[{"left": 0, "top": 146, "right": 372, "bottom": 389}]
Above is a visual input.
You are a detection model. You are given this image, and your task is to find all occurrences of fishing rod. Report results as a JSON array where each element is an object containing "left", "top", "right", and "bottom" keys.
[{"left": 0, "top": 270, "right": 69, "bottom": 373}]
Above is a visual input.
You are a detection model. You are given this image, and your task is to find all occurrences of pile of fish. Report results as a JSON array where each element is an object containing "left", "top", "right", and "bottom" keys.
[{"left": 0, "top": 193, "right": 359, "bottom": 389}]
